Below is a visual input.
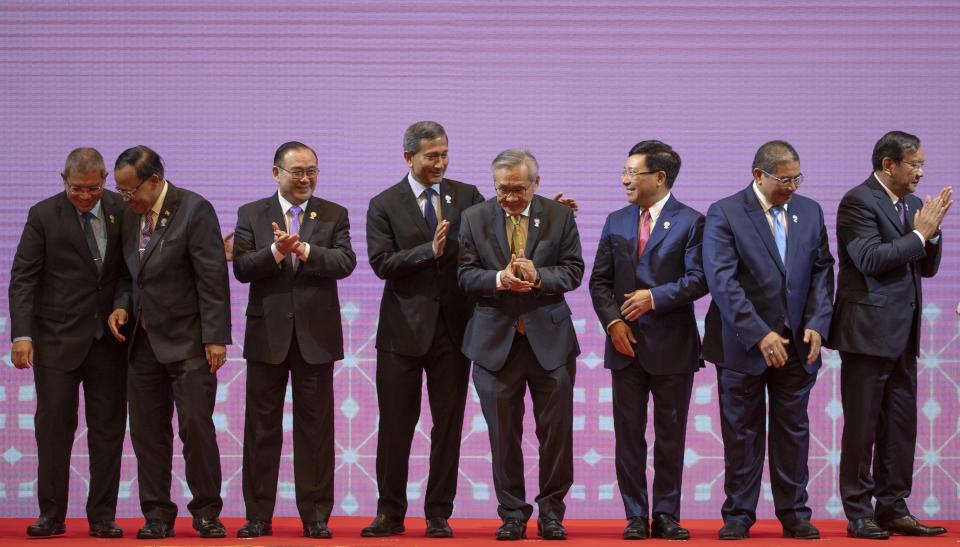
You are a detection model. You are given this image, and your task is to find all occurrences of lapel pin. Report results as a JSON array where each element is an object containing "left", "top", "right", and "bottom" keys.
[
  {"left": 109, "top": 214, "right": 115, "bottom": 224},
  {"left": 533, "top": 218, "right": 540, "bottom": 228},
  {"left": 663, "top": 220, "right": 671, "bottom": 230},
  {"left": 163, "top": 209, "right": 171, "bottom": 217},
  {"left": 309, "top": 211, "right": 317, "bottom": 220},
  {"left": 445, "top": 195, "right": 452, "bottom": 204},
  {"left": 792, "top": 214, "right": 798, "bottom": 223},
  {"left": 159, "top": 218, "right": 168, "bottom": 228}
]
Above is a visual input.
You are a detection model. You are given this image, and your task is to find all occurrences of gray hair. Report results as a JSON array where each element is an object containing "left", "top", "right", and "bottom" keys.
[
  {"left": 491, "top": 148, "right": 539, "bottom": 183},
  {"left": 403, "top": 121, "right": 447, "bottom": 154},
  {"left": 63, "top": 147, "right": 107, "bottom": 178},
  {"left": 752, "top": 140, "right": 799, "bottom": 174}
]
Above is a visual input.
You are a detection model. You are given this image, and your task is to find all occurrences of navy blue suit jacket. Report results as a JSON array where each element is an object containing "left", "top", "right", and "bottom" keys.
[
  {"left": 702, "top": 185, "right": 835, "bottom": 375},
  {"left": 589, "top": 195, "right": 707, "bottom": 374}
]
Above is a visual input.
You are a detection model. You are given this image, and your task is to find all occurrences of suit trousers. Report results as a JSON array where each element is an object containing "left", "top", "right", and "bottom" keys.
[
  {"left": 717, "top": 355, "right": 816, "bottom": 528},
  {"left": 242, "top": 335, "right": 334, "bottom": 523},
  {"left": 838, "top": 349, "right": 917, "bottom": 522},
  {"left": 33, "top": 336, "right": 126, "bottom": 522},
  {"left": 611, "top": 364, "right": 694, "bottom": 520},
  {"left": 472, "top": 334, "right": 576, "bottom": 522},
  {"left": 127, "top": 325, "right": 222, "bottom": 522}
]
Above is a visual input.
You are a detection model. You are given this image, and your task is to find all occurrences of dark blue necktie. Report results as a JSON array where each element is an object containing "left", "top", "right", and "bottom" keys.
[
  {"left": 423, "top": 188, "right": 437, "bottom": 232},
  {"left": 81, "top": 211, "right": 102, "bottom": 273}
]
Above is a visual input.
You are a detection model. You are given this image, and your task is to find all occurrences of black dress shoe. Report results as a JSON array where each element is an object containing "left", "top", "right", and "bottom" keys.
[
  {"left": 426, "top": 517, "right": 453, "bottom": 538},
  {"left": 26, "top": 517, "right": 65, "bottom": 537},
  {"left": 783, "top": 520, "right": 820, "bottom": 539},
  {"left": 847, "top": 518, "right": 890, "bottom": 540},
  {"left": 137, "top": 519, "right": 175, "bottom": 539},
  {"left": 652, "top": 513, "right": 690, "bottom": 540},
  {"left": 879, "top": 515, "right": 946, "bottom": 536},
  {"left": 89, "top": 520, "right": 124, "bottom": 538},
  {"left": 361, "top": 514, "right": 405, "bottom": 537},
  {"left": 623, "top": 516, "right": 649, "bottom": 540},
  {"left": 718, "top": 520, "right": 750, "bottom": 540},
  {"left": 496, "top": 518, "right": 527, "bottom": 540},
  {"left": 237, "top": 519, "right": 272, "bottom": 538},
  {"left": 304, "top": 521, "right": 332, "bottom": 539},
  {"left": 192, "top": 516, "right": 226, "bottom": 538},
  {"left": 537, "top": 518, "right": 567, "bottom": 540}
]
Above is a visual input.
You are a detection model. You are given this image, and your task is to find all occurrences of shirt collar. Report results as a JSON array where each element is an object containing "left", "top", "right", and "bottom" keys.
[
  {"left": 150, "top": 179, "right": 170, "bottom": 218},
  {"left": 752, "top": 181, "right": 788, "bottom": 213},
  {"left": 873, "top": 172, "right": 900, "bottom": 205},
  {"left": 277, "top": 191, "right": 307, "bottom": 215},
  {"left": 408, "top": 172, "right": 440, "bottom": 198},
  {"left": 644, "top": 192, "right": 671, "bottom": 220},
  {"left": 503, "top": 202, "right": 531, "bottom": 218},
  {"left": 76, "top": 199, "right": 102, "bottom": 220}
]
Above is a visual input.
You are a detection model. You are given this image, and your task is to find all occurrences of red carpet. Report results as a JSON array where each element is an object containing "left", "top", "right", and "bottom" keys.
[{"left": 0, "top": 517, "right": 955, "bottom": 545}]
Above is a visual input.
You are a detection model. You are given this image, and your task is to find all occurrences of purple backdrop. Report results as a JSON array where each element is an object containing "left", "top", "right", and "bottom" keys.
[{"left": 1, "top": 1, "right": 958, "bottom": 520}]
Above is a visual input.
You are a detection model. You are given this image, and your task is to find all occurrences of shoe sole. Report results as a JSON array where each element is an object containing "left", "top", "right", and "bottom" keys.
[
  {"left": 89, "top": 531, "right": 123, "bottom": 538},
  {"left": 238, "top": 529, "right": 272, "bottom": 538},
  {"left": 136, "top": 530, "right": 175, "bottom": 539},
  {"left": 847, "top": 531, "right": 890, "bottom": 540},
  {"left": 27, "top": 528, "right": 65, "bottom": 537},
  {"left": 426, "top": 530, "right": 453, "bottom": 538},
  {"left": 361, "top": 528, "right": 404, "bottom": 537}
]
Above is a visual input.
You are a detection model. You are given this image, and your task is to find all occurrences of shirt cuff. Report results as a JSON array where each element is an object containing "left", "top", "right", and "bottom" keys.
[
  {"left": 496, "top": 270, "right": 507, "bottom": 290},
  {"left": 271, "top": 242, "right": 284, "bottom": 263},
  {"left": 299, "top": 243, "right": 310, "bottom": 261},
  {"left": 912, "top": 230, "right": 926, "bottom": 245},
  {"left": 605, "top": 319, "right": 624, "bottom": 333},
  {"left": 12, "top": 336, "right": 32, "bottom": 343}
]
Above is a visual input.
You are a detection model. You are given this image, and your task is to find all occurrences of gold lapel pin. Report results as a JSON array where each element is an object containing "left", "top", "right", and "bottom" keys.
[
  {"left": 109, "top": 214, "right": 115, "bottom": 224},
  {"left": 309, "top": 211, "right": 317, "bottom": 220}
]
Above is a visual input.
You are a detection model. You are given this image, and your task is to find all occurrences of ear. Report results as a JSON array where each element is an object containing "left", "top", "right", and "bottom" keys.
[
  {"left": 60, "top": 172, "right": 67, "bottom": 183},
  {"left": 752, "top": 168, "right": 763, "bottom": 185},
  {"left": 403, "top": 151, "right": 414, "bottom": 168},
  {"left": 272, "top": 165, "right": 281, "bottom": 182},
  {"left": 657, "top": 171, "right": 668, "bottom": 188},
  {"left": 532, "top": 175, "right": 541, "bottom": 188},
  {"left": 881, "top": 157, "right": 895, "bottom": 174}
]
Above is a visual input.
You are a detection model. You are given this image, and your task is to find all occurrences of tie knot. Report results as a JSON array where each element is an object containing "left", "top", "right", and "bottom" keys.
[
  {"left": 289, "top": 205, "right": 302, "bottom": 216},
  {"left": 641, "top": 208, "right": 651, "bottom": 220},
  {"left": 771, "top": 205, "right": 784, "bottom": 217},
  {"left": 511, "top": 214, "right": 522, "bottom": 226},
  {"left": 424, "top": 187, "right": 436, "bottom": 199},
  {"left": 82, "top": 211, "right": 94, "bottom": 220}
]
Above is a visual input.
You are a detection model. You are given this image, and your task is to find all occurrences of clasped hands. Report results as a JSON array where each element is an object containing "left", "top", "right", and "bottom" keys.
[
  {"left": 272, "top": 221, "right": 306, "bottom": 259},
  {"left": 757, "top": 329, "right": 822, "bottom": 367},
  {"left": 499, "top": 249, "right": 538, "bottom": 292},
  {"left": 913, "top": 186, "right": 953, "bottom": 240}
]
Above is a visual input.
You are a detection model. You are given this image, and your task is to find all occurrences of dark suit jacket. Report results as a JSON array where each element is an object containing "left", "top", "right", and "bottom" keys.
[
  {"left": 116, "top": 182, "right": 231, "bottom": 363},
  {"left": 702, "top": 185, "right": 835, "bottom": 375},
  {"left": 458, "top": 195, "right": 584, "bottom": 372},
  {"left": 589, "top": 196, "right": 707, "bottom": 374},
  {"left": 367, "top": 177, "right": 484, "bottom": 357},
  {"left": 828, "top": 175, "right": 942, "bottom": 358},
  {"left": 9, "top": 191, "right": 128, "bottom": 370},
  {"left": 233, "top": 193, "right": 355, "bottom": 364}
]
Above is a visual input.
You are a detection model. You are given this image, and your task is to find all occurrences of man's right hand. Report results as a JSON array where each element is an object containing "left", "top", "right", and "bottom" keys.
[
  {"left": 914, "top": 186, "right": 953, "bottom": 240},
  {"left": 432, "top": 219, "right": 450, "bottom": 257},
  {"left": 271, "top": 222, "right": 301, "bottom": 255},
  {"left": 609, "top": 321, "right": 637, "bottom": 358},
  {"left": 107, "top": 308, "right": 129, "bottom": 342},
  {"left": 11, "top": 340, "right": 33, "bottom": 369},
  {"left": 757, "top": 331, "right": 790, "bottom": 368},
  {"left": 500, "top": 254, "right": 534, "bottom": 292}
]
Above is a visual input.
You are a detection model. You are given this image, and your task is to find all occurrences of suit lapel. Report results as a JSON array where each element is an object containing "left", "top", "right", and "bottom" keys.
[
  {"left": 439, "top": 180, "right": 458, "bottom": 222},
  {"left": 523, "top": 197, "right": 543, "bottom": 258},
  {"left": 742, "top": 186, "right": 786, "bottom": 275},
  {"left": 59, "top": 195, "right": 98, "bottom": 277},
  {"left": 298, "top": 196, "right": 320, "bottom": 245},
  {"left": 101, "top": 194, "right": 122, "bottom": 274},
  {"left": 868, "top": 179, "right": 905, "bottom": 235},
  {"left": 395, "top": 177, "right": 433, "bottom": 241},
  {"left": 625, "top": 204, "right": 640, "bottom": 269},
  {"left": 785, "top": 204, "right": 801, "bottom": 273},
  {"left": 639, "top": 195, "right": 677, "bottom": 259},
  {"left": 140, "top": 182, "right": 181, "bottom": 269},
  {"left": 490, "top": 202, "right": 511, "bottom": 268}
]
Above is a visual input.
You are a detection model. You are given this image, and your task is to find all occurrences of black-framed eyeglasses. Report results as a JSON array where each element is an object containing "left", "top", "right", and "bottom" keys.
[
  {"left": 115, "top": 177, "right": 151, "bottom": 199},
  {"left": 277, "top": 166, "right": 319, "bottom": 179},
  {"left": 621, "top": 168, "right": 659, "bottom": 179},
  {"left": 760, "top": 169, "right": 804, "bottom": 187}
]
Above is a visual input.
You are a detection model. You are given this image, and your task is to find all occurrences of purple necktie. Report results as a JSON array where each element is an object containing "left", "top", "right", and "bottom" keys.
[
  {"left": 895, "top": 200, "right": 906, "bottom": 230},
  {"left": 139, "top": 212, "right": 153, "bottom": 260},
  {"left": 289, "top": 205, "right": 302, "bottom": 267}
]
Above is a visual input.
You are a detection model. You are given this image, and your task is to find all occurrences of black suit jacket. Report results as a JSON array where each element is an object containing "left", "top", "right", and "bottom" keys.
[
  {"left": 828, "top": 175, "right": 942, "bottom": 358},
  {"left": 116, "top": 182, "right": 231, "bottom": 363},
  {"left": 233, "top": 193, "right": 355, "bottom": 364},
  {"left": 458, "top": 195, "right": 584, "bottom": 372},
  {"left": 9, "top": 191, "right": 128, "bottom": 370},
  {"left": 367, "top": 177, "right": 484, "bottom": 357}
]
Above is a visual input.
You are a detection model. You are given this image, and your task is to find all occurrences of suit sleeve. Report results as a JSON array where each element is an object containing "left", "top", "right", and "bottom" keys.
[
  {"left": 802, "top": 204, "right": 835, "bottom": 337},
  {"left": 232, "top": 206, "right": 283, "bottom": 283},
  {"left": 703, "top": 203, "right": 770, "bottom": 350},
  {"left": 457, "top": 209, "right": 499, "bottom": 297},
  {"left": 8, "top": 206, "right": 44, "bottom": 340},
  {"left": 188, "top": 199, "right": 231, "bottom": 345},
  {"left": 836, "top": 192, "right": 926, "bottom": 278},
  {"left": 920, "top": 236, "right": 942, "bottom": 278},
  {"left": 299, "top": 207, "right": 356, "bottom": 279},
  {"left": 648, "top": 213, "right": 708, "bottom": 313},
  {"left": 366, "top": 196, "right": 436, "bottom": 280},
  {"left": 589, "top": 215, "right": 621, "bottom": 328},
  {"left": 536, "top": 207, "right": 584, "bottom": 295}
]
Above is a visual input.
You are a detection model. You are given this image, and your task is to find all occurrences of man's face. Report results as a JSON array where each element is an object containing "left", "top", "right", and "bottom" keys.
[
  {"left": 755, "top": 160, "right": 801, "bottom": 206},
  {"left": 884, "top": 146, "right": 925, "bottom": 197},
  {"left": 114, "top": 165, "right": 161, "bottom": 215},
  {"left": 495, "top": 163, "right": 539, "bottom": 216},
  {"left": 62, "top": 169, "right": 105, "bottom": 213},
  {"left": 405, "top": 137, "right": 448, "bottom": 186},
  {"left": 273, "top": 147, "right": 318, "bottom": 205},
  {"left": 622, "top": 154, "right": 663, "bottom": 207}
]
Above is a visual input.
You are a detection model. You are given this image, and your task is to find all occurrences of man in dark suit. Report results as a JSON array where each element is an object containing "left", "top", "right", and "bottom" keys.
[
  {"left": 459, "top": 148, "right": 583, "bottom": 541},
  {"left": 232, "top": 141, "right": 356, "bottom": 539},
  {"left": 702, "top": 141, "right": 834, "bottom": 540},
  {"left": 830, "top": 131, "right": 951, "bottom": 539},
  {"left": 589, "top": 140, "right": 706, "bottom": 540},
  {"left": 106, "top": 145, "right": 230, "bottom": 540},
  {"left": 363, "top": 121, "right": 484, "bottom": 538},
  {"left": 9, "top": 148, "right": 128, "bottom": 539}
]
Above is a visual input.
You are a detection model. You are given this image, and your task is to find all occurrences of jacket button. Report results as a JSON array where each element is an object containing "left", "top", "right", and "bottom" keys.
[{"left": 287, "top": 312, "right": 294, "bottom": 319}]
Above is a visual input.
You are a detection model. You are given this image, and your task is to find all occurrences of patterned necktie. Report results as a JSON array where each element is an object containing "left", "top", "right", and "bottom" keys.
[
  {"left": 423, "top": 188, "right": 437, "bottom": 232},
  {"left": 289, "top": 205, "right": 302, "bottom": 267},
  {"left": 81, "top": 211, "right": 102, "bottom": 273},
  {"left": 771, "top": 205, "right": 787, "bottom": 264},
  {"left": 637, "top": 208, "right": 651, "bottom": 258},
  {"left": 510, "top": 214, "right": 526, "bottom": 334},
  {"left": 138, "top": 212, "right": 153, "bottom": 260},
  {"left": 894, "top": 200, "right": 906, "bottom": 230}
]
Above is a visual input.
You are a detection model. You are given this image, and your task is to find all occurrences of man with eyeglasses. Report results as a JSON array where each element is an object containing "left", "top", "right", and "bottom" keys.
[
  {"left": 830, "top": 131, "right": 952, "bottom": 539},
  {"left": 589, "top": 140, "right": 707, "bottom": 540},
  {"left": 458, "top": 149, "right": 583, "bottom": 541},
  {"left": 702, "top": 140, "right": 835, "bottom": 540},
  {"left": 106, "top": 145, "right": 230, "bottom": 540},
  {"left": 9, "top": 148, "right": 128, "bottom": 539},
  {"left": 231, "top": 141, "right": 356, "bottom": 539}
]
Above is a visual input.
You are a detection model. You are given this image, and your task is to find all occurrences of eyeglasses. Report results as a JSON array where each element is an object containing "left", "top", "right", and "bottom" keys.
[
  {"left": 621, "top": 168, "right": 659, "bottom": 179},
  {"left": 760, "top": 169, "right": 804, "bottom": 186},
  {"left": 421, "top": 152, "right": 448, "bottom": 162},
  {"left": 115, "top": 177, "right": 152, "bottom": 199},
  {"left": 495, "top": 183, "right": 533, "bottom": 197},
  {"left": 277, "top": 166, "right": 319, "bottom": 179},
  {"left": 900, "top": 160, "right": 925, "bottom": 172},
  {"left": 65, "top": 183, "right": 104, "bottom": 197}
]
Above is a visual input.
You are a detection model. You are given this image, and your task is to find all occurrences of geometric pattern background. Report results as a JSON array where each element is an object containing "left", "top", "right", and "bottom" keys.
[{"left": 1, "top": 0, "right": 959, "bottom": 520}]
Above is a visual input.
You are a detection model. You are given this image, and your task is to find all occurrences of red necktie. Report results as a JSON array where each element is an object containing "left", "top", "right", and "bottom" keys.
[{"left": 637, "top": 208, "right": 651, "bottom": 257}]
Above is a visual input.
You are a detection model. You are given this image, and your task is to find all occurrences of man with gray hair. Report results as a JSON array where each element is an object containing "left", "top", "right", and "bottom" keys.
[
  {"left": 9, "top": 147, "right": 129, "bottom": 538},
  {"left": 458, "top": 148, "right": 584, "bottom": 540}
]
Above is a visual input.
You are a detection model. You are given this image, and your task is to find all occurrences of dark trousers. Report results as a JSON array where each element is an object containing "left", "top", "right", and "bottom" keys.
[
  {"left": 611, "top": 364, "right": 694, "bottom": 520},
  {"left": 242, "top": 336, "right": 334, "bottom": 523},
  {"left": 717, "top": 357, "right": 816, "bottom": 528},
  {"left": 839, "top": 350, "right": 917, "bottom": 522},
  {"left": 472, "top": 335, "right": 575, "bottom": 522},
  {"left": 375, "top": 320, "right": 470, "bottom": 519},
  {"left": 127, "top": 326, "right": 222, "bottom": 522},
  {"left": 33, "top": 336, "right": 126, "bottom": 522}
]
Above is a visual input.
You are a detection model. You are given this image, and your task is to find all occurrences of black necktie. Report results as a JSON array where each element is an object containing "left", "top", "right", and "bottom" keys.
[
  {"left": 423, "top": 188, "right": 437, "bottom": 232},
  {"left": 81, "top": 211, "right": 102, "bottom": 273}
]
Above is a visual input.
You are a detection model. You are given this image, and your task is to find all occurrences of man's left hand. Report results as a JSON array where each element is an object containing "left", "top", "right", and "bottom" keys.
[
  {"left": 620, "top": 289, "right": 653, "bottom": 321},
  {"left": 205, "top": 343, "right": 227, "bottom": 373},
  {"left": 513, "top": 249, "right": 538, "bottom": 284},
  {"left": 803, "top": 329, "right": 822, "bottom": 364}
]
